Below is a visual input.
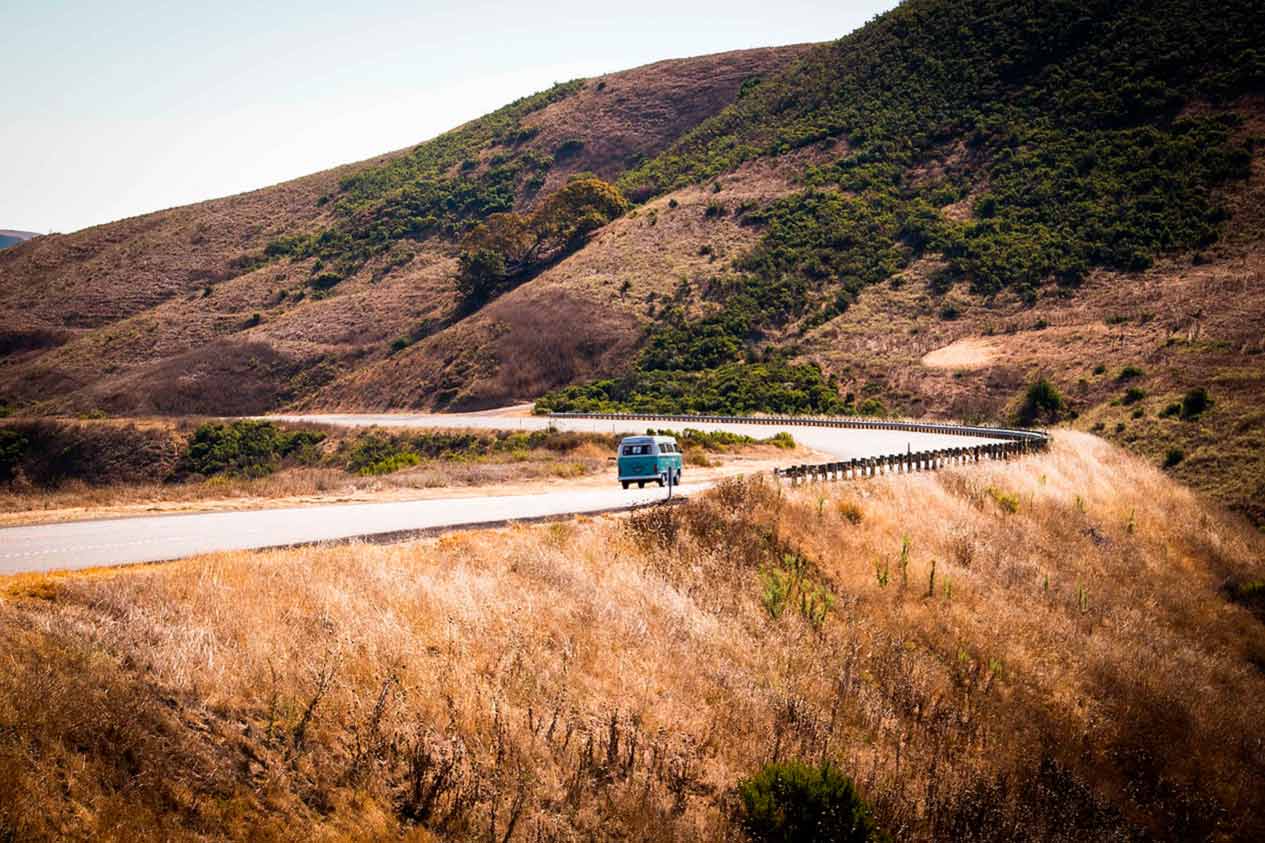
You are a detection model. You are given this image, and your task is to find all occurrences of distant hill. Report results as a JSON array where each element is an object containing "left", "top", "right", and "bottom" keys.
[
  {"left": 0, "top": 230, "right": 38, "bottom": 250},
  {"left": 1, "top": 0, "right": 1263, "bottom": 521}
]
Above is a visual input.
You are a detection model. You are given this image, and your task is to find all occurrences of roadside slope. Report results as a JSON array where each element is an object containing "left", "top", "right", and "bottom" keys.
[{"left": 2, "top": 432, "right": 1262, "bottom": 840}]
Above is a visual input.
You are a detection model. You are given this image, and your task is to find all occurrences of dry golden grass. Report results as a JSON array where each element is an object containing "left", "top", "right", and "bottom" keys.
[{"left": 1, "top": 432, "right": 1262, "bottom": 841}]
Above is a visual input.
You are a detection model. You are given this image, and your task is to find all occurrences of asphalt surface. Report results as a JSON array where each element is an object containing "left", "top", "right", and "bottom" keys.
[{"left": 1, "top": 413, "right": 1008, "bottom": 573}]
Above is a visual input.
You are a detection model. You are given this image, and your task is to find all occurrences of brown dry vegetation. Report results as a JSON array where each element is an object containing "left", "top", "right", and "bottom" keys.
[{"left": 2, "top": 433, "right": 1262, "bottom": 841}]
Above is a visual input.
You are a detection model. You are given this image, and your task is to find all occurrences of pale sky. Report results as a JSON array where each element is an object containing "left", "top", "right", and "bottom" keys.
[{"left": 1, "top": 1, "right": 899, "bottom": 234}]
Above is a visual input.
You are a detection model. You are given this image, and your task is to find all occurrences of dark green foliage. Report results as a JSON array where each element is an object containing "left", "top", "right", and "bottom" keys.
[
  {"left": 308, "top": 272, "right": 344, "bottom": 291},
  {"left": 1122, "top": 386, "right": 1147, "bottom": 405},
  {"left": 1015, "top": 377, "right": 1065, "bottom": 426},
  {"left": 736, "top": 760, "right": 882, "bottom": 843},
  {"left": 180, "top": 421, "right": 324, "bottom": 479},
  {"left": 739, "top": 191, "right": 903, "bottom": 295},
  {"left": 857, "top": 398, "right": 886, "bottom": 417},
  {"left": 0, "top": 428, "right": 29, "bottom": 482},
  {"left": 339, "top": 428, "right": 613, "bottom": 475},
  {"left": 1230, "top": 579, "right": 1265, "bottom": 618},
  {"left": 1118, "top": 366, "right": 1145, "bottom": 381},
  {"left": 1164, "top": 447, "right": 1186, "bottom": 468},
  {"left": 455, "top": 248, "right": 508, "bottom": 306},
  {"left": 1160, "top": 402, "right": 1182, "bottom": 418},
  {"left": 621, "top": 0, "right": 1259, "bottom": 297},
  {"left": 1180, "top": 386, "right": 1211, "bottom": 419},
  {"left": 536, "top": 359, "right": 846, "bottom": 416},
  {"left": 455, "top": 177, "right": 629, "bottom": 307},
  {"left": 554, "top": 138, "right": 585, "bottom": 160},
  {"left": 343, "top": 433, "right": 423, "bottom": 475}
]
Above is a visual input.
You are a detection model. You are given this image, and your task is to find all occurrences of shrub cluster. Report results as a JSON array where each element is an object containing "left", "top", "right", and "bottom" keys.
[
  {"left": 179, "top": 421, "right": 325, "bottom": 479},
  {"left": 736, "top": 760, "right": 883, "bottom": 843},
  {"left": 338, "top": 428, "right": 613, "bottom": 476},
  {"left": 621, "top": 0, "right": 1257, "bottom": 302},
  {"left": 536, "top": 359, "right": 847, "bottom": 416}
]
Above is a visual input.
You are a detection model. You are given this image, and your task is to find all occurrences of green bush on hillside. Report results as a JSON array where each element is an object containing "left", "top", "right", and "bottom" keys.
[
  {"left": 0, "top": 428, "right": 29, "bottom": 483},
  {"left": 536, "top": 359, "right": 846, "bottom": 417},
  {"left": 1015, "top": 378, "right": 1065, "bottom": 426},
  {"left": 1180, "top": 387, "right": 1211, "bottom": 420},
  {"left": 736, "top": 760, "right": 882, "bottom": 843},
  {"left": 180, "top": 421, "right": 324, "bottom": 479}
]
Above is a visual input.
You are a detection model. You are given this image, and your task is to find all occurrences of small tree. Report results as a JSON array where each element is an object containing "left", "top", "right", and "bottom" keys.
[
  {"left": 1180, "top": 386, "right": 1210, "bottom": 420},
  {"left": 455, "top": 177, "right": 629, "bottom": 307},
  {"left": 1015, "top": 377, "right": 1065, "bottom": 426},
  {"left": 455, "top": 247, "right": 508, "bottom": 306},
  {"left": 736, "top": 761, "right": 882, "bottom": 843}
]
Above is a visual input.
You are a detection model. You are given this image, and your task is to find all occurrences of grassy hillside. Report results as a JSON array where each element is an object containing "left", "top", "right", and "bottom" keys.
[{"left": 3, "top": 435, "right": 1263, "bottom": 840}]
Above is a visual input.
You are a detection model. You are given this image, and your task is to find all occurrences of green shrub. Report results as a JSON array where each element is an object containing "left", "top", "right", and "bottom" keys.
[
  {"left": 181, "top": 421, "right": 324, "bottom": 479},
  {"left": 736, "top": 760, "right": 881, "bottom": 843},
  {"left": 767, "top": 431, "right": 796, "bottom": 449},
  {"left": 1015, "top": 378, "right": 1065, "bottom": 426},
  {"left": 0, "top": 427, "right": 30, "bottom": 482},
  {"left": 309, "top": 272, "right": 343, "bottom": 291},
  {"left": 857, "top": 398, "right": 886, "bottom": 417},
  {"left": 1164, "top": 447, "right": 1186, "bottom": 468},
  {"left": 1118, "top": 365, "right": 1145, "bottom": 380},
  {"left": 1122, "top": 386, "right": 1147, "bottom": 405},
  {"left": 1180, "top": 387, "right": 1211, "bottom": 419},
  {"left": 389, "top": 337, "right": 410, "bottom": 354},
  {"left": 1160, "top": 402, "right": 1182, "bottom": 418},
  {"left": 344, "top": 433, "right": 421, "bottom": 475},
  {"left": 553, "top": 138, "right": 584, "bottom": 160},
  {"left": 536, "top": 360, "right": 846, "bottom": 417}
]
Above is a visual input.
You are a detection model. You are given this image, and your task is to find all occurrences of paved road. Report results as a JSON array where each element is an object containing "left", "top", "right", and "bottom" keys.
[{"left": 1, "top": 413, "right": 1008, "bottom": 573}]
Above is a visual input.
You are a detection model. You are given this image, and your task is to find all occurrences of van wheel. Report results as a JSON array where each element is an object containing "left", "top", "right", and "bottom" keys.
[
  {"left": 621, "top": 481, "right": 629, "bottom": 490},
  {"left": 638, "top": 481, "right": 645, "bottom": 489},
  {"left": 674, "top": 470, "right": 682, "bottom": 484},
  {"left": 657, "top": 474, "right": 666, "bottom": 487}
]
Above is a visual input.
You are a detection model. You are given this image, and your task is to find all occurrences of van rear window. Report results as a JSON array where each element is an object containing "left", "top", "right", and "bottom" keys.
[{"left": 622, "top": 445, "right": 651, "bottom": 456}]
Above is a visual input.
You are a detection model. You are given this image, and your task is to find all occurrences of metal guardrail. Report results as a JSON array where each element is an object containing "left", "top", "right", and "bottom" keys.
[{"left": 547, "top": 412, "right": 1051, "bottom": 486}]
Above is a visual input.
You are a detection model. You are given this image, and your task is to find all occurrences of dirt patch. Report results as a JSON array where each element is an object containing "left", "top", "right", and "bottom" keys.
[{"left": 921, "top": 337, "right": 1000, "bottom": 370}]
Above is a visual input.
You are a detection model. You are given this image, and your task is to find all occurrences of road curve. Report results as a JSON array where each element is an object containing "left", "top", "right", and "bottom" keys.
[{"left": 1, "top": 413, "right": 1011, "bottom": 574}]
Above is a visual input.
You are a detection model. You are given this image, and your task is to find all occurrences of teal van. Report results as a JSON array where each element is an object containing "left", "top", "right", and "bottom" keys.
[{"left": 617, "top": 435, "right": 683, "bottom": 489}]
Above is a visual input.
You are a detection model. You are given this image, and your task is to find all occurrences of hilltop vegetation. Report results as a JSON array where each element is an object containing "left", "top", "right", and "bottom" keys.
[
  {"left": 3, "top": 436, "right": 1263, "bottom": 840},
  {"left": 542, "top": 0, "right": 1260, "bottom": 415}
]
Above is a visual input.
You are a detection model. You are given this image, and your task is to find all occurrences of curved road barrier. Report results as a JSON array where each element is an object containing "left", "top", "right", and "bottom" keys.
[{"left": 546, "top": 412, "right": 1050, "bottom": 485}]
